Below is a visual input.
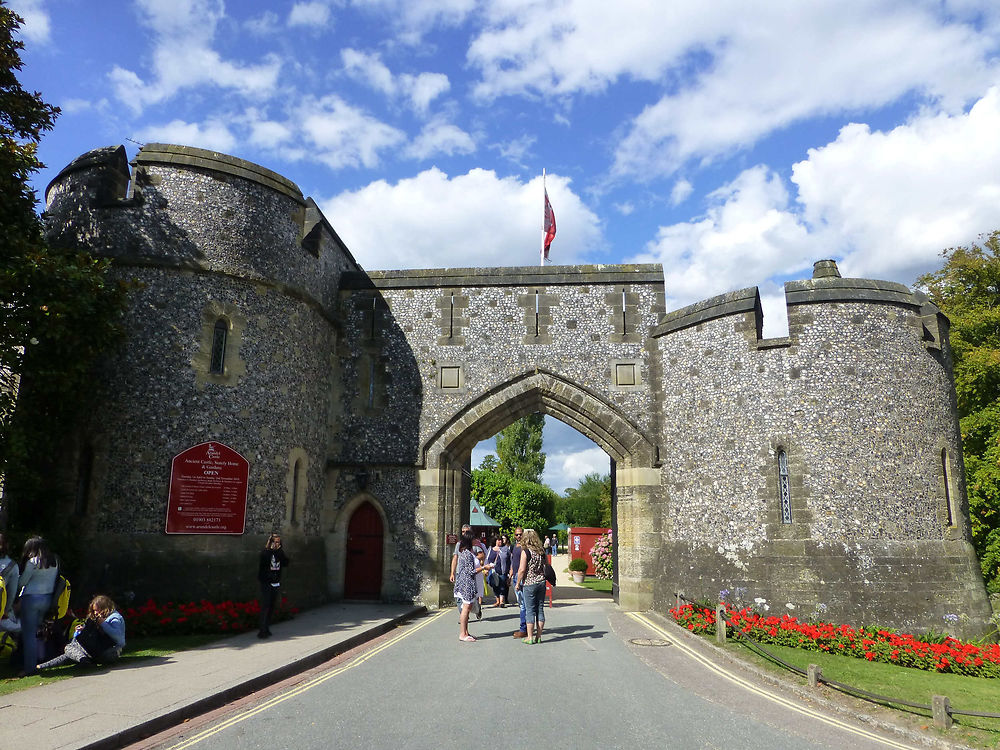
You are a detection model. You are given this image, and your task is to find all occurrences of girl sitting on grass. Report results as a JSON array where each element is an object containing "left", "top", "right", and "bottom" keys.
[{"left": 37, "top": 595, "right": 125, "bottom": 670}]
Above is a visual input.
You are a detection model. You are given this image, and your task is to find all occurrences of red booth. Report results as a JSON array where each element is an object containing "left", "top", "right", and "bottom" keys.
[{"left": 569, "top": 527, "right": 611, "bottom": 576}]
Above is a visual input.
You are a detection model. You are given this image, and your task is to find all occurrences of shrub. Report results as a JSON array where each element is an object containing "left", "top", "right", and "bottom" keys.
[
  {"left": 568, "top": 557, "right": 588, "bottom": 573},
  {"left": 590, "top": 530, "right": 613, "bottom": 579}
]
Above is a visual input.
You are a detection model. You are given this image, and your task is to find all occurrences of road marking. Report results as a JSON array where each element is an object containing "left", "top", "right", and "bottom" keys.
[
  {"left": 626, "top": 612, "right": 918, "bottom": 750},
  {"left": 164, "top": 610, "right": 450, "bottom": 749}
]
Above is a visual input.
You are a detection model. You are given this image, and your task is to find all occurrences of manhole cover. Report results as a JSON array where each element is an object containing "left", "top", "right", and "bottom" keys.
[{"left": 629, "top": 638, "right": 670, "bottom": 647}]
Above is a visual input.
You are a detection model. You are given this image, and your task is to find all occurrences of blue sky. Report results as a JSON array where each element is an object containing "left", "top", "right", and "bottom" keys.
[{"left": 11, "top": 0, "right": 1000, "bottom": 493}]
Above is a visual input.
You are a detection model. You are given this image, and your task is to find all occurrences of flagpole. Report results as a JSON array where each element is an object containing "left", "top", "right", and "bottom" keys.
[{"left": 540, "top": 168, "right": 546, "bottom": 267}]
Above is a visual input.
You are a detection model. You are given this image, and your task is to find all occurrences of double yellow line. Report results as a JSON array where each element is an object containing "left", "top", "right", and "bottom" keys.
[
  {"left": 166, "top": 609, "right": 450, "bottom": 749},
  {"left": 626, "top": 612, "right": 918, "bottom": 750}
]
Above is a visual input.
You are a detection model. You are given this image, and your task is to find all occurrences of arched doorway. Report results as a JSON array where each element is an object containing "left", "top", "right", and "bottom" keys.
[
  {"left": 344, "top": 501, "right": 384, "bottom": 599},
  {"left": 417, "top": 370, "right": 661, "bottom": 611}
]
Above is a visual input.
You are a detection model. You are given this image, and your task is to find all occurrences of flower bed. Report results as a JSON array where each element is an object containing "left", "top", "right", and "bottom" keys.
[
  {"left": 124, "top": 598, "right": 299, "bottom": 637},
  {"left": 670, "top": 603, "right": 1000, "bottom": 679}
]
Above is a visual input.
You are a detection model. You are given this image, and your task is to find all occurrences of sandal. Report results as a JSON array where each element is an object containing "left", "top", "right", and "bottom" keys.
[
  {"left": 522, "top": 637, "right": 534, "bottom": 644},
  {"left": 459, "top": 635, "right": 476, "bottom": 642}
]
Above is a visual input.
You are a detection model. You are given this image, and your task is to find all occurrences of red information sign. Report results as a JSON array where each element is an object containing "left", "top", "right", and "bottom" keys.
[
  {"left": 165, "top": 442, "right": 249, "bottom": 534},
  {"left": 446, "top": 533, "right": 459, "bottom": 545}
]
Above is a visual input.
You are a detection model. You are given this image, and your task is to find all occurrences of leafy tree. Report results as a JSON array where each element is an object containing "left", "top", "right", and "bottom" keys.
[
  {"left": 918, "top": 231, "right": 1000, "bottom": 592},
  {"left": 0, "top": 3, "right": 127, "bottom": 528},
  {"left": 471, "top": 468, "right": 556, "bottom": 538},
  {"left": 477, "top": 453, "right": 498, "bottom": 472},
  {"left": 557, "top": 472, "right": 611, "bottom": 527},
  {"left": 495, "top": 413, "right": 545, "bottom": 483}
]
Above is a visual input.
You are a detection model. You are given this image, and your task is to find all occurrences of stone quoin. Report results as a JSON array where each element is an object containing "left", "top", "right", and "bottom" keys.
[{"left": 23, "top": 143, "right": 991, "bottom": 636}]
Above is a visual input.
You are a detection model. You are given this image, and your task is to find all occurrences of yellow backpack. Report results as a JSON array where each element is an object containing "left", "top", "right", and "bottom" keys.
[
  {"left": 0, "top": 560, "right": 13, "bottom": 617},
  {"left": 49, "top": 574, "right": 71, "bottom": 620}
]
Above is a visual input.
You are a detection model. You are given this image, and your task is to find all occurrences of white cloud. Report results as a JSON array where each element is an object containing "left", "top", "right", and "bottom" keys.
[
  {"left": 136, "top": 118, "right": 237, "bottom": 152},
  {"left": 341, "top": 48, "right": 449, "bottom": 113},
  {"left": 9, "top": 0, "right": 50, "bottom": 43},
  {"left": 614, "top": 201, "right": 634, "bottom": 216},
  {"left": 320, "top": 168, "right": 602, "bottom": 270},
  {"left": 288, "top": 2, "right": 331, "bottom": 27},
  {"left": 791, "top": 87, "right": 1000, "bottom": 281},
  {"left": 299, "top": 96, "right": 406, "bottom": 169},
  {"left": 464, "top": 1, "right": 997, "bottom": 178},
  {"left": 630, "top": 165, "right": 817, "bottom": 311},
  {"left": 349, "top": 0, "right": 476, "bottom": 40},
  {"left": 490, "top": 134, "right": 536, "bottom": 168},
  {"left": 670, "top": 179, "right": 693, "bottom": 206},
  {"left": 245, "top": 11, "right": 280, "bottom": 35},
  {"left": 109, "top": 0, "right": 281, "bottom": 113},
  {"left": 544, "top": 447, "right": 610, "bottom": 494},
  {"left": 405, "top": 119, "right": 475, "bottom": 160}
]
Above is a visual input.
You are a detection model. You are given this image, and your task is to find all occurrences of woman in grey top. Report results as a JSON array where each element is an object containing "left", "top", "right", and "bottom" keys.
[{"left": 15, "top": 536, "right": 59, "bottom": 676}]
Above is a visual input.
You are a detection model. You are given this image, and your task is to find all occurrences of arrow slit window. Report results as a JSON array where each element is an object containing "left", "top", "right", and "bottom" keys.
[{"left": 778, "top": 450, "right": 791, "bottom": 524}]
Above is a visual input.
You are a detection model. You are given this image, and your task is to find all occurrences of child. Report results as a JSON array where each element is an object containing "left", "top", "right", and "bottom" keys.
[{"left": 37, "top": 595, "right": 125, "bottom": 670}]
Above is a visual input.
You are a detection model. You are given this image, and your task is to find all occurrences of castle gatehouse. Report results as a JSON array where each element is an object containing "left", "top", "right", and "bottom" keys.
[{"left": 31, "top": 143, "right": 992, "bottom": 636}]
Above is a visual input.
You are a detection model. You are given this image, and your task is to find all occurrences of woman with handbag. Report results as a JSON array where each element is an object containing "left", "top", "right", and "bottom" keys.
[
  {"left": 37, "top": 595, "right": 126, "bottom": 670},
  {"left": 515, "top": 529, "right": 547, "bottom": 644},
  {"left": 14, "top": 536, "right": 59, "bottom": 677},
  {"left": 454, "top": 532, "right": 493, "bottom": 642}
]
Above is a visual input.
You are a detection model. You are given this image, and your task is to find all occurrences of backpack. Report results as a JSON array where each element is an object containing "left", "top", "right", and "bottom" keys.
[
  {"left": 0, "top": 560, "right": 14, "bottom": 617},
  {"left": 50, "top": 574, "right": 71, "bottom": 620}
]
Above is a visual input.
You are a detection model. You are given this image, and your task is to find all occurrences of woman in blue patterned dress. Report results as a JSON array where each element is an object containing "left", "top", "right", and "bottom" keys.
[{"left": 454, "top": 531, "right": 493, "bottom": 642}]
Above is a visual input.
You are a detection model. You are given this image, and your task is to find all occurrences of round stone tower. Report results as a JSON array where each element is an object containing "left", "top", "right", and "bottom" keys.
[{"left": 42, "top": 144, "right": 359, "bottom": 605}]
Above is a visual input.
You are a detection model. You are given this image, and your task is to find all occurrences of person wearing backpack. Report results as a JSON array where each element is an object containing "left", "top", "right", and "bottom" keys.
[{"left": 14, "top": 536, "right": 59, "bottom": 676}]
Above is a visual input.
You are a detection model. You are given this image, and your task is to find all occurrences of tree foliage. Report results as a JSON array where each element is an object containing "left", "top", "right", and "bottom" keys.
[
  {"left": 0, "top": 4, "right": 127, "bottom": 526},
  {"left": 918, "top": 231, "right": 1000, "bottom": 592},
  {"left": 495, "top": 413, "right": 545, "bottom": 483},
  {"left": 471, "top": 468, "right": 556, "bottom": 538},
  {"left": 557, "top": 472, "right": 611, "bottom": 527}
]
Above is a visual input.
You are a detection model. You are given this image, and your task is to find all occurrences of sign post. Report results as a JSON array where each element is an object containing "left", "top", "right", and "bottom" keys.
[{"left": 165, "top": 442, "right": 250, "bottom": 534}]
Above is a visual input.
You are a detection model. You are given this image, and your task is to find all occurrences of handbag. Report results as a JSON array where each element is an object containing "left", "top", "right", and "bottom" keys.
[
  {"left": 544, "top": 562, "right": 556, "bottom": 586},
  {"left": 75, "top": 618, "right": 116, "bottom": 658}
]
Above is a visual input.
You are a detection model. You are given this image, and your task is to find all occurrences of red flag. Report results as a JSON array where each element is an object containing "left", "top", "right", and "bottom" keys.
[{"left": 543, "top": 188, "right": 556, "bottom": 259}]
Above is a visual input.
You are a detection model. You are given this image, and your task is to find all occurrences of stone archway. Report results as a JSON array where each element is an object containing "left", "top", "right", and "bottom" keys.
[{"left": 417, "top": 369, "right": 661, "bottom": 611}]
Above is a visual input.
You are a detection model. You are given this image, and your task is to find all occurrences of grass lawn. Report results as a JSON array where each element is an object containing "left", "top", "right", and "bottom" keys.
[
  {"left": 0, "top": 633, "right": 221, "bottom": 697},
  {"left": 579, "top": 578, "right": 613, "bottom": 593},
  {"left": 723, "top": 635, "right": 1000, "bottom": 746}
]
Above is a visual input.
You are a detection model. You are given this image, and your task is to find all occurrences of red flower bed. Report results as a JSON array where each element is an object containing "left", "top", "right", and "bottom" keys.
[
  {"left": 670, "top": 603, "right": 1000, "bottom": 679},
  {"left": 124, "top": 598, "right": 299, "bottom": 637}
]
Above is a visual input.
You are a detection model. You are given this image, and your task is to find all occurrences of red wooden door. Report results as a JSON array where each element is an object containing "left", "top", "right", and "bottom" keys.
[{"left": 345, "top": 501, "right": 383, "bottom": 599}]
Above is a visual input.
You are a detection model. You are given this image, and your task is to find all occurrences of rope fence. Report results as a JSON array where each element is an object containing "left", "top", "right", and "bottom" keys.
[{"left": 672, "top": 591, "right": 1000, "bottom": 729}]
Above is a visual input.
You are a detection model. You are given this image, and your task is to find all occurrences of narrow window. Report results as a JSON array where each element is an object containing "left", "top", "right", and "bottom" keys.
[
  {"left": 209, "top": 318, "right": 228, "bottom": 374},
  {"left": 942, "top": 448, "right": 955, "bottom": 527},
  {"left": 621, "top": 288, "right": 627, "bottom": 335},
  {"left": 534, "top": 290, "right": 540, "bottom": 336},
  {"left": 291, "top": 458, "right": 302, "bottom": 524},
  {"left": 368, "top": 358, "right": 376, "bottom": 407},
  {"left": 369, "top": 295, "right": 377, "bottom": 340},
  {"left": 449, "top": 292, "right": 455, "bottom": 338},
  {"left": 778, "top": 449, "right": 791, "bottom": 524},
  {"left": 74, "top": 445, "right": 93, "bottom": 515}
]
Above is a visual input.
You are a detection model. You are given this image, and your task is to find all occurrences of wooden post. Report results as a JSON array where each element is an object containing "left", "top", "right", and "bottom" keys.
[
  {"left": 715, "top": 603, "right": 727, "bottom": 644},
  {"left": 932, "top": 695, "right": 953, "bottom": 729},
  {"left": 807, "top": 664, "right": 822, "bottom": 688}
]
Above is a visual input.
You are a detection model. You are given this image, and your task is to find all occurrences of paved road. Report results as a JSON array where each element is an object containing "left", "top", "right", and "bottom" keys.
[{"left": 145, "top": 598, "right": 919, "bottom": 750}]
